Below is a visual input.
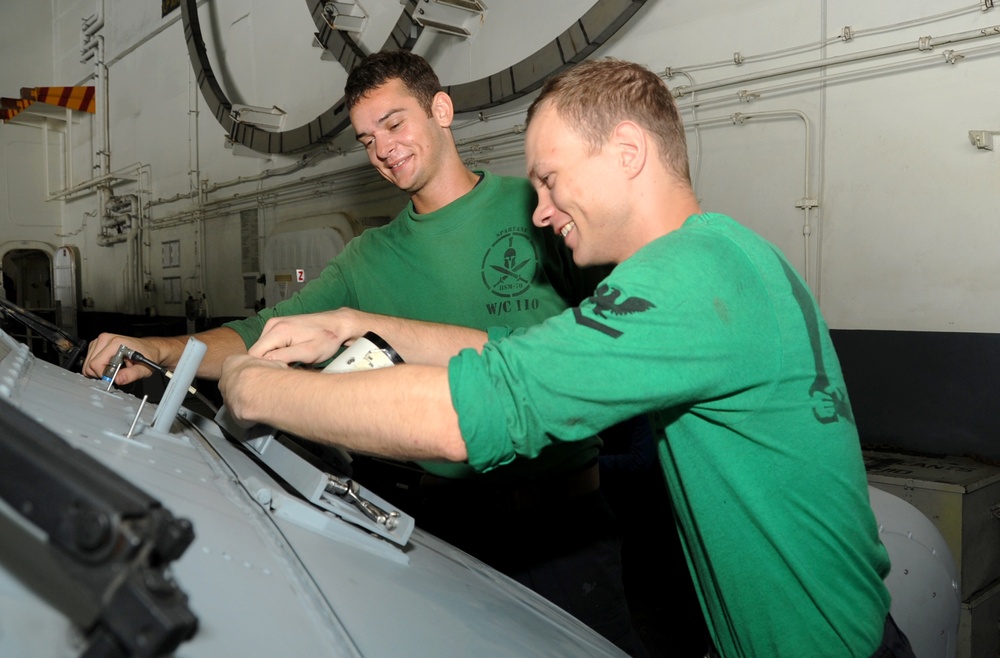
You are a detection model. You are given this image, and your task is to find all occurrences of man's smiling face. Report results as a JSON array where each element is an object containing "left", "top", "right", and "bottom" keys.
[
  {"left": 526, "top": 102, "right": 627, "bottom": 267},
  {"left": 350, "top": 78, "right": 452, "bottom": 199}
]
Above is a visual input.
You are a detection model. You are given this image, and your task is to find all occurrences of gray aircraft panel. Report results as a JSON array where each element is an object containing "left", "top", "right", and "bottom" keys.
[{"left": 0, "top": 329, "right": 626, "bottom": 657}]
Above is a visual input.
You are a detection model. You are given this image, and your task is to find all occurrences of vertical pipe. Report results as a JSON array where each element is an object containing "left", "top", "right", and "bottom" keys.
[
  {"left": 188, "top": 63, "right": 201, "bottom": 200},
  {"left": 99, "top": 35, "right": 110, "bottom": 177},
  {"left": 151, "top": 337, "right": 206, "bottom": 432},
  {"left": 135, "top": 183, "right": 146, "bottom": 313},
  {"left": 42, "top": 119, "right": 50, "bottom": 197},
  {"left": 65, "top": 107, "right": 73, "bottom": 190},
  {"left": 814, "top": 0, "right": 829, "bottom": 306}
]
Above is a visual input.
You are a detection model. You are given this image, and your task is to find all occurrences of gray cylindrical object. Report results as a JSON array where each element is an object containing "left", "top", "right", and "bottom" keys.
[{"left": 152, "top": 337, "right": 206, "bottom": 432}]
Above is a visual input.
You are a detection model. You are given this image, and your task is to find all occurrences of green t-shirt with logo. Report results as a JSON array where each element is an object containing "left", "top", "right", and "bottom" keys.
[
  {"left": 225, "top": 170, "right": 600, "bottom": 478},
  {"left": 450, "top": 213, "right": 891, "bottom": 656}
]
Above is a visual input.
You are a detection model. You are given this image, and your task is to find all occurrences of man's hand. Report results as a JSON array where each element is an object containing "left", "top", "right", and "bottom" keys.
[
  {"left": 83, "top": 327, "right": 247, "bottom": 382},
  {"left": 249, "top": 309, "right": 364, "bottom": 365},
  {"left": 82, "top": 334, "right": 161, "bottom": 385},
  {"left": 219, "top": 354, "right": 289, "bottom": 426},
  {"left": 251, "top": 309, "right": 488, "bottom": 368}
]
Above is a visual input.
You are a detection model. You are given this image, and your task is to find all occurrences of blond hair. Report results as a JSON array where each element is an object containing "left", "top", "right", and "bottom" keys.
[{"left": 527, "top": 59, "right": 691, "bottom": 185}]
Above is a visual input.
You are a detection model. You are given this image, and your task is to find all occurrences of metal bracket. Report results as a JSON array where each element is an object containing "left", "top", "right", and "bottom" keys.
[
  {"left": 968, "top": 130, "right": 999, "bottom": 150},
  {"left": 246, "top": 430, "right": 413, "bottom": 545},
  {"left": 942, "top": 49, "right": 965, "bottom": 65},
  {"left": 231, "top": 104, "right": 286, "bottom": 131},
  {"left": 215, "top": 406, "right": 414, "bottom": 546},
  {"left": 414, "top": 0, "right": 487, "bottom": 39},
  {"left": 321, "top": 1, "right": 369, "bottom": 34}
]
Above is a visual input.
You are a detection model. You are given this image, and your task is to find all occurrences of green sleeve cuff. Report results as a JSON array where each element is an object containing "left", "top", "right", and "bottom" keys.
[{"left": 448, "top": 347, "right": 516, "bottom": 473}]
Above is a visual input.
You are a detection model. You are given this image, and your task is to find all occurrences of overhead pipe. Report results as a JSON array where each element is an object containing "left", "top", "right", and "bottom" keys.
[
  {"left": 96, "top": 233, "right": 128, "bottom": 247},
  {"left": 82, "top": 0, "right": 105, "bottom": 38},
  {"left": 70, "top": 0, "right": 112, "bottom": 258},
  {"left": 199, "top": 151, "right": 330, "bottom": 196},
  {"left": 65, "top": 107, "right": 74, "bottom": 189},
  {"left": 187, "top": 61, "right": 204, "bottom": 205},
  {"left": 147, "top": 178, "right": 381, "bottom": 230},
  {"left": 672, "top": 25, "right": 1000, "bottom": 97},
  {"left": 146, "top": 23, "right": 996, "bottom": 240},
  {"left": 46, "top": 162, "right": 150, "bottom": 201},
  {"left": 101, "top": 194, "right": 137, "bottom": 230},
  {"left": 130, "top": 211, "right": 147, "bottom": 315},
  {"left": 815, "top": 0, "right": 830, "bottom": 307},
  {"left": 42, "top": 119, "right": 50, "bottom": 197},
  {"left": 80, "top": 0, "right": 105, "bottom": 61},
  {"left": 672, "top": 40, "right": 1000, "bottom": 118},
  {"left": 80, "top": 19, "right": 113, "bottom": 254},
  {"left": 95, "top": 34, "right": 110, "bottom": 177}
]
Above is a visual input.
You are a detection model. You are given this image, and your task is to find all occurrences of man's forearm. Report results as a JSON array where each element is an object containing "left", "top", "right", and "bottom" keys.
[
  {"left": 223, "top": 358, "right": 467, "bottom": 462},
  {"left": 152, "top": 327, "right": 248, "bottom": 379},
  {"left": 356, "top": 313, "right": 486, "bottom": 366},
  {"left": 249, "top": 309, "right": 487, "bottom": 368}
]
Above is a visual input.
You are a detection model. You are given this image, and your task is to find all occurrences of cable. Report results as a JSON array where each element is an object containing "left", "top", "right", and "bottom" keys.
[{"left": 126, "top": 349, "right": 220, "bottom": 415}]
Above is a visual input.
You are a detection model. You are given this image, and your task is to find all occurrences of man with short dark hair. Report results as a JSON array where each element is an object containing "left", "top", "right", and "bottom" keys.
[{"left": 221, "top": 58, "right": 913, "bottom": 657}]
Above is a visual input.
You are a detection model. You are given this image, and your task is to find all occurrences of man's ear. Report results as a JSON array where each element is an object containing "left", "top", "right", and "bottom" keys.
[
  {"left": 431, "top": 91, "right": 455, "bottom": 128},
  {"left": 612, "top": 121, "right": 646, "bottom": 179}
]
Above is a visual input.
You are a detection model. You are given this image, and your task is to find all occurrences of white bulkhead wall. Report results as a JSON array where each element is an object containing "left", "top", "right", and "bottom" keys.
[
  {"left": 0, "top": 2, "right": 61, "bottom": 255},
  {"left": 0, "top": 0, "right": 996, "bottom": 330}
]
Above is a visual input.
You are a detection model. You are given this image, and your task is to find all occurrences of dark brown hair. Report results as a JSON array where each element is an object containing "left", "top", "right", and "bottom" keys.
[{"left": 345, "top": 50, "right": 441, "bottom": 114}]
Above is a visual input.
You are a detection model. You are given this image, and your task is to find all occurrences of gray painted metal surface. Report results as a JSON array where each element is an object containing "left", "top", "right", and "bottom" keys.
[{"left": 0, "top": 329, "right": 625, "bottom": 657}]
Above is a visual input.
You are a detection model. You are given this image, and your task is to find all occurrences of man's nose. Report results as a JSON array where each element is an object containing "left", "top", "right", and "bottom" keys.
[
  {"left": 375, "top": 135, "right": 393, "bottom": 161},
  {"left": 532, "top": 192, "right": 554, "bottom": 228}
]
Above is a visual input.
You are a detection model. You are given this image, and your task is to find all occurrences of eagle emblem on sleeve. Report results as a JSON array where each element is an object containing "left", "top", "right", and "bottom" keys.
[
  {"left": 589, "top": 283, "right": 656, "bottom": 318},
  {"left": 573, "top": 284, "right": 656, "bottom": 338}
]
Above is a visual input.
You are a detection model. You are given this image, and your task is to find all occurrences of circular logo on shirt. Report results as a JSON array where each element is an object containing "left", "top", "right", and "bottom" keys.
[{"left": 481, "top": 230, "right": 539, "bottom": 298}]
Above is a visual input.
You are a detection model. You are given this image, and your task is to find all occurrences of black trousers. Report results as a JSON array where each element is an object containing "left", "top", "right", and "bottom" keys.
[
  {"left": 868, "top": 614, "right": 916, "bottom": 658},
  {"left": 706, "top": 613, "right": 916, "bottom": 658}
]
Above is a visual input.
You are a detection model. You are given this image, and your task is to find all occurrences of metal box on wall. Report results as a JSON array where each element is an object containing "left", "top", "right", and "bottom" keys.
[
  {"left": 863, "top": 450, "right": 1000, "bottom": 600},
  {"left": 864, "top": 450, "right": 1000, "bottom": 658},
  {"left": 959, "top": 577, "right": 1000, "bottom": 658}
]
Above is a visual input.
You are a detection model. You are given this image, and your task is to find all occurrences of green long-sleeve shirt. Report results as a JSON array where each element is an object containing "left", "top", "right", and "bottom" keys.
[
  {"left": 451, "top": 213, "right": 891, "bottom": 656},
  {"left": 226, "top": 170, "right": 601, "bottom": 478}
]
